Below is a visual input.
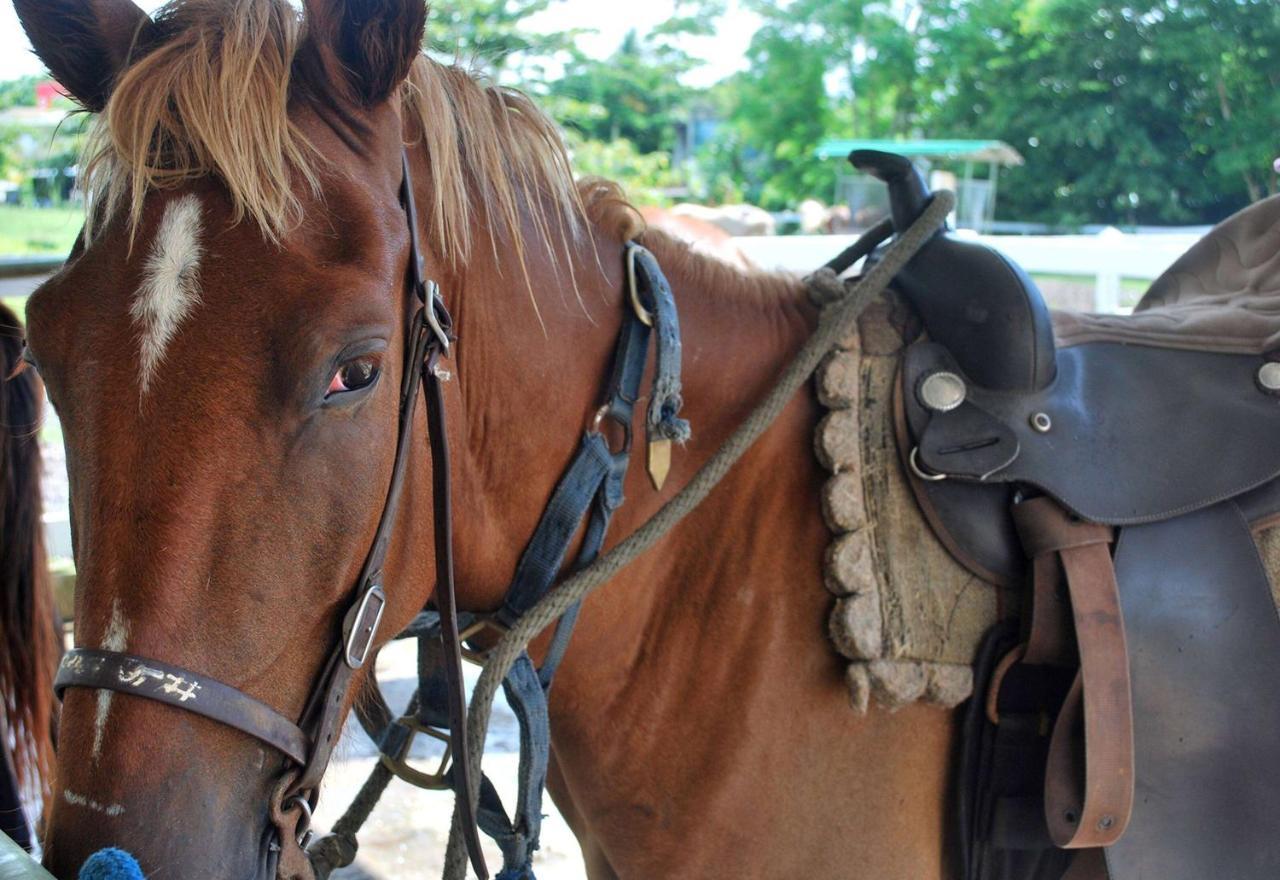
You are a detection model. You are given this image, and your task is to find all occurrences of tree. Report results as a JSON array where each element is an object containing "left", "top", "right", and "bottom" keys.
[
  {"left": 720, "top": 21, "right": 833, "bottom": 208},
  {"left": 914, "top": 0, "right": 1279, "bottom": 224},
  {"left": 547, "top": 2, "right": 726, "bottom": 157},
  {"left": 425, "top": 0, "right": 577, "bottom": 79}
]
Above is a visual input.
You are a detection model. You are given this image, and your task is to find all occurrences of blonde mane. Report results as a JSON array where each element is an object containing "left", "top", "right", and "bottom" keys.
[{"left": 81, "top": 0, "right": 589, "bottom": 272}]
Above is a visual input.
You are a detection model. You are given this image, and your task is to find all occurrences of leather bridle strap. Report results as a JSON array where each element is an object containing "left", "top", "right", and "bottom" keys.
[
  {"left": 54, "top": 648, "right": 310, "bottom": 766},
  {"left": 51, "top": 151, "right": 489, "bottom": 880}
]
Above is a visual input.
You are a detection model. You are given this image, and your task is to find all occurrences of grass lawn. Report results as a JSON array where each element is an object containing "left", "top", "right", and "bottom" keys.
[{"left": 0, "top": 204, "right": 81, "bottom": 257}]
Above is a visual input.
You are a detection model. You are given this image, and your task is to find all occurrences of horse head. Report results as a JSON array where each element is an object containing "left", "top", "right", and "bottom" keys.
[{"left": 16, "top": 1, "right": 448, "bottom": 876}]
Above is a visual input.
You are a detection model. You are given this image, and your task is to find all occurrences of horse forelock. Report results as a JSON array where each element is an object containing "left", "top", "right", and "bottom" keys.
[
  {"left": 80, "top": 0, "right": 591, "bottom": 280},
  {"left": 82, "top": 0, "right": 314, "bottom": 247}
]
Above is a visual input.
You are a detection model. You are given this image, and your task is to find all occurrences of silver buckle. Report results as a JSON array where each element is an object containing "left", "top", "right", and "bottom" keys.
[
  {"left": 423, "top": 280, "right": 452, "bottom": 353},
  {"left": 344, "top": 586, "right": 387, "bottom": 669}
]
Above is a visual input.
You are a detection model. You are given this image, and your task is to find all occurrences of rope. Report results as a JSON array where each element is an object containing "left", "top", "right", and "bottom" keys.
[
  {"left": 307, "top": 763, "right": 394, "bottom": 878},
  {"left": 308, "top": 693, "right": 424, "bottom": 877},
  {"left": 441, "top": 190, "right": 956, "bottom": 878}
]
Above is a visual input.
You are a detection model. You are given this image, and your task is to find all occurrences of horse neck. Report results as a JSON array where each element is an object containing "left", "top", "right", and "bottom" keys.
[{"left": 447, "top": 214, "right": 822, "bottom": 652}]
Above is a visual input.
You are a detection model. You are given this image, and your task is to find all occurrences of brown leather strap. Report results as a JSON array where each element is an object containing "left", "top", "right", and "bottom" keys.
[
  {"left": 1061, "top": 848, "right": 1110, "bottom": 880},
  {"left": 1023, "top": 552, "right": 1075, "bottom": 666},
  {"left": 425, "top": 349, "right": 488, "bottom": 875},
  {"left": 55, "top": 649, "right": 309, "bottom": 765},
  {"left": 1013, "top": 497, "right": 1135, "bottom": 850}
]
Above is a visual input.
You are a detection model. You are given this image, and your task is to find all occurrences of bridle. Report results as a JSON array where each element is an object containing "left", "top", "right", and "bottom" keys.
[{"left": 53, "top": 151, "right": 491, "bottom": 878}]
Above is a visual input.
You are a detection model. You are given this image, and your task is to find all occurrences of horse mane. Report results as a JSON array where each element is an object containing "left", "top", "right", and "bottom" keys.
[
  {"left": 0, "top": 304, "right": 57, "bottom": 813},
  {"left": 80, "top": 0, "right": 584, "bottom": 271}
]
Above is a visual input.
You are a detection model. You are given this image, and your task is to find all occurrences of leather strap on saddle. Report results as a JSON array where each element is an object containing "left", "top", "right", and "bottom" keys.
[{"left": 1012, "top": 498, "right": 1134, "bottom": 851}]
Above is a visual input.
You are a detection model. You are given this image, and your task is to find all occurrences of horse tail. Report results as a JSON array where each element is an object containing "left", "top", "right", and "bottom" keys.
[{"left": 0, "top": 301, "right": 57, "bottom": 815}]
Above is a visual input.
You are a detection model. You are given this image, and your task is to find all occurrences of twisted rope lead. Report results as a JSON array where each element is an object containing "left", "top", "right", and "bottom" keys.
[{"left": 441, "top": 190, "right": 957, "bottom": 879}]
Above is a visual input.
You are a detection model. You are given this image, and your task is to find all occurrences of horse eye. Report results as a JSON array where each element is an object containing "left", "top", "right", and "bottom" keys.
[{"left": 326, "top": 357, "right": 381, "bottom": 398}]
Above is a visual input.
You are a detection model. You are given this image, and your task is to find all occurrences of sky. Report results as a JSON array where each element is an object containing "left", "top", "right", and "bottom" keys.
[{"left": 0, "top": 1, "right": 759, "bottom": 87}]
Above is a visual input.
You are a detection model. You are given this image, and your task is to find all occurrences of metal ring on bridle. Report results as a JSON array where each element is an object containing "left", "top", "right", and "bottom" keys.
[
  {"left": 909, "top": 446, "right": 947, "bottom": 482},
  {"left": 284, "top": 794, "right": 314, "bottom": 847}
]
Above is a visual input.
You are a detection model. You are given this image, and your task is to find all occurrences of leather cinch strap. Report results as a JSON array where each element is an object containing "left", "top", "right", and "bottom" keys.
[
  {"left": 55, "top": 649, "right": 310, "bottom": 765},
  {"left": 1013, "top": 497, "right": 1135, "bottom": 850}
]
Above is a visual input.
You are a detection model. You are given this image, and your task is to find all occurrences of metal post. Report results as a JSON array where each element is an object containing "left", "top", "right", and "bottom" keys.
[
  {"left": 0, "top": 831, "right": 57, "bottom": 880},
  {"left": 988, "top": 161, "right": 1001, "bottom": 231}
]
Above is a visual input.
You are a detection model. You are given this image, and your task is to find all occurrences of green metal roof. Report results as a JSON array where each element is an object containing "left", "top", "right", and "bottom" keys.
[{"left": 815, "top": 138, "right": 1024, "bottom": 166}]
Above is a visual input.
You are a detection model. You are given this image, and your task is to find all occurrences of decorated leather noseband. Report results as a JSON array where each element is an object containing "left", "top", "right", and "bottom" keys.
[{"left": 53, "top": 152, "right": 491, "bottom": 878}]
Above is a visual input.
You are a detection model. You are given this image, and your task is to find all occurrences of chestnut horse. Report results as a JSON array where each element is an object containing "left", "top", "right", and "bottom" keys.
[
  {"left": 0, "top": 301, "right": 57, "bottom": 853},
  {"left": 17, "top": 1, "right": 954, "bottom": 877}
]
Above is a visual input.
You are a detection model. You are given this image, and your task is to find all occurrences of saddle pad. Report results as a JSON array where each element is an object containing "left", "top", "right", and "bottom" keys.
[
  {"left": 1107, "top": 501, "right": 1280, "bottom": 879},
  {"left": 815, "top": 298, "right": 1011, "bottom": 712}
]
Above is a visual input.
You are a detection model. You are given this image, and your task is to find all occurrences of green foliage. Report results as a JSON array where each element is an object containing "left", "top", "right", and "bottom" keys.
[
  {"left": 546, "top": 5, "right": 725, "bottom": 156},
  {"left": 552, "top": 30, "right": 694, "bottom": 154},
  {"left": 565, "top": 131, "right": 682, "bottom": 203},
  {"left": 425, "top": 0, "right": 577, "bottom": 75},
  {"left": 710, "top": 0, "right": 1279, "bottom": 221},
  {"left": 0, "top": 76, "right": 50, "bottom": 112},
  {"left": 719, "top": 21, "right": 832, "bottom": 210},
  {"left": 1, "top": 0, "right": 1274, "bottom": 227},
  {"left": 916, "top": 0, "right": 1280, "bottom": 224}
]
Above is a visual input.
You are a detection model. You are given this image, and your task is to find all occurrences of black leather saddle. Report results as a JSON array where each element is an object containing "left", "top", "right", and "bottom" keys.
[{"left": 853, "top": 151, "right": 1280, "bottom": 880}]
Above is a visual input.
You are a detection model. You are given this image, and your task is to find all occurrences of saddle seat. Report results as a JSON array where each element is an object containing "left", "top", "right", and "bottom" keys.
[{"left": 1053, "top": 193, "right": 1280, "bottom": 354}]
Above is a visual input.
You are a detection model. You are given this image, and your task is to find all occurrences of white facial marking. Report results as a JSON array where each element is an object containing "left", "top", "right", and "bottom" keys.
[
  {"left": 131, "top": 194, "right": 204, "bottom": 394},
  {"left": 63, "top": 789, "right": 125, "bottom": 817},
  {"left": 92, "top": 599, "right": 130, "bottom": 762}
]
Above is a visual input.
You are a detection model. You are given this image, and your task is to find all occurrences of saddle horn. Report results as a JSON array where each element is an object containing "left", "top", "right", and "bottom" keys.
[{"left": 852, "top": 150, "right": 1057, "bottom": 392}]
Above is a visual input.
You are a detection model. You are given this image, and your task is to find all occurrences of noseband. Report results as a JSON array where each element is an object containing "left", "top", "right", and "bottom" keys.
[{"left": 54, "top": 152, "right": 490, "bottom": 877}]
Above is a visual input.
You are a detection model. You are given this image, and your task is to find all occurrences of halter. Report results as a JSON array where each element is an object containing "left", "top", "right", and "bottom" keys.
[{"left": 53, "top": 152, "right": 491, "bottom": 878}]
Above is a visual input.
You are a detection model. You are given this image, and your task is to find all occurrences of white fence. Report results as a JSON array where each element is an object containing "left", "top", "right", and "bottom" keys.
[{"left": 733, "top": 227, "right": 1205, "bottom": 314}]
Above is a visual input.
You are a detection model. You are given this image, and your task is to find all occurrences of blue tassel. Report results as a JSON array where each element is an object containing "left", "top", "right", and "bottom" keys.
[{"left": 78, "top": 848, "right": 144, "bottom": 880}]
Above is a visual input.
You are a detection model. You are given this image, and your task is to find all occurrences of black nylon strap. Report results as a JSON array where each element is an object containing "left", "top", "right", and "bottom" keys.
[{"left": 55, "top": 649, "right": 310, "bottom": 765}]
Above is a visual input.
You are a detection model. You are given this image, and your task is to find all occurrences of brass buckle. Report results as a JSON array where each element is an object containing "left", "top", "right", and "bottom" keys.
[
  {"left": 458, "top": 616, "right": 509, "bottom": 666},
  {"left": 985, "top": 643, "right": 1027, "bottom": 726},
  {"left": 379, "top": 715, "right": 454, "bottom": 791},
  {"left": 625, "top": 244, "right": 654, "bottom": 327}
]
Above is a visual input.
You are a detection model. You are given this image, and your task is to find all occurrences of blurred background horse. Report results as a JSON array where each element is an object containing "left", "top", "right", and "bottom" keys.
[{"left": 0, "top": 301, "right": 57, "bottom": 853}]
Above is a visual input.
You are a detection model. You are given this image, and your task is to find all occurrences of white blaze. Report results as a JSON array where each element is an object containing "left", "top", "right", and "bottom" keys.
[
  {"left": 131, "top": 194, "right": 204, "bottom": 394},
  {"left": 91, "top": 599, "right": 130, "bottom": 762}
]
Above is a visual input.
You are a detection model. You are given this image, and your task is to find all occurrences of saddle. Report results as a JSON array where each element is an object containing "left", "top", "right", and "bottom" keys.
[{"left": 854, "top": 152, "right": 1280, "bottom": 880}]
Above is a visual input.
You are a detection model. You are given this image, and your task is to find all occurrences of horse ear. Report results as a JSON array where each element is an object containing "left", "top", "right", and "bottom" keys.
[
  {"left": 302, "top": 0, "right": 427, "bottom": 106},
  {"left": 13, "top": 0, "right": 154, "bottom": 112}
]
